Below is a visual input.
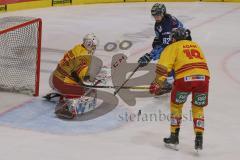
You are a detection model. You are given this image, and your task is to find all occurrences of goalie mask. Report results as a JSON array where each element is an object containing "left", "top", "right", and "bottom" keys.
[{"left": 83, "top": 33, "right": 99, "bottom": 54}]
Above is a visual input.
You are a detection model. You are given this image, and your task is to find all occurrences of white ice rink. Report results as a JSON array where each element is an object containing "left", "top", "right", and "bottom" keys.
[{"left": 0, "top": 2, "right": 240, "bottom": 160}]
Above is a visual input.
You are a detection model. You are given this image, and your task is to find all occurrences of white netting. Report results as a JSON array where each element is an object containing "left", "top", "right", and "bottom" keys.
[{"left": 0, "top": 16, "right": 41, "bottom": 95}]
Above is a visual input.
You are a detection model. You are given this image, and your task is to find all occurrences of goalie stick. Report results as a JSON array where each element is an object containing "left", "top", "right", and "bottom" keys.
[
  {"left": 44, "top": 81, "right": 149, "bottom": 101},
  {"left": 83, "top": 79, "right": 102, "bottom": 96},
  {"left": 43, "top": 80, "right": 102, "bottom": 101},
  {"left": 44, "top": 82, "right": 171, "bottom": 101}
]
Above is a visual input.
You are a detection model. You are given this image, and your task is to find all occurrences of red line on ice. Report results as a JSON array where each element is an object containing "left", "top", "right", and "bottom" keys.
[{"left": 222, "top": 51, "right": 240, "bottom": 86}]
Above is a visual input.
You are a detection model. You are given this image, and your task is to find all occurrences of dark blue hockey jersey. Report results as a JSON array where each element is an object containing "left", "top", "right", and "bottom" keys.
[{"left": 150, "top": 14, "right": 184, "bottom": 60}]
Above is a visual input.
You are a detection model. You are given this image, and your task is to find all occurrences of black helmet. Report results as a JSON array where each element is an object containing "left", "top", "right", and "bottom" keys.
[
  {"left": 170, "top": 27, "right": 188, "bottom": 41},
  {"left": 151, "top": 3, "right": 166, "bottom": 16}
]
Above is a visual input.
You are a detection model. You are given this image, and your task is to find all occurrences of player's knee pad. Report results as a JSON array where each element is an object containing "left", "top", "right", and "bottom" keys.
[
  {"left": 170, "top": 102, "right": 183, "bottom": 116},
  {"left": 192, "top": 92, "right": 208, "bottom": 107},
  {"left": 192, "top": 105, "right": 204, "bottom": 119}
]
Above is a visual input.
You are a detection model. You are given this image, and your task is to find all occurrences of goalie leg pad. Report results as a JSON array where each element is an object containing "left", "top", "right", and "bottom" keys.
[
  {"left": 54, "top": 97, "right": 82, "bottom": 119},
  {"left": 55, "top": 100, "right": 75, "bottom": 119},
  {"left": 75, "top": 90, "right": 97, "bottom": 115},
  {"left": 55, "top": 90, "right": 97, "bottom": 118}
]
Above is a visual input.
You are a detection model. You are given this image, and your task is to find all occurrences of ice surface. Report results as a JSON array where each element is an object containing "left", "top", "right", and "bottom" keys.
[{"left": 0, "top": 2, "right": 240, "bottom": 160}]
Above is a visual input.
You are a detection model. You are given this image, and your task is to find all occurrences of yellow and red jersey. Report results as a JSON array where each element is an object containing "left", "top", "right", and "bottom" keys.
[
  {"left": 155, "top": 40, "right": 210, "bottom": 83},
  {"left": 53, "top": 44, "right": 91, "bottom": 84}
]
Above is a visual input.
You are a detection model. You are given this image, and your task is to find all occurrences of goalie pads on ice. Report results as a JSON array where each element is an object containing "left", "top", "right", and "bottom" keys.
[
  {"left": 55, "top": 101, "right": 75, "bottom": 119},
  {"left": 54, "top": 90, "right": 97, "bottom": 119}
]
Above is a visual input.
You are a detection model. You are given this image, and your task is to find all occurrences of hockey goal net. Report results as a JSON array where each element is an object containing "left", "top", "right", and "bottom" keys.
[{"left": 0, "top": 17, "right": 42, "bottom": 96}]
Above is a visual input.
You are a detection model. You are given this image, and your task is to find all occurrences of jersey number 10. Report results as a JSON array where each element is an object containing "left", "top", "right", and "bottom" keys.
[{"left": 183, "top": 49, "right": 203, "bottom": 60}]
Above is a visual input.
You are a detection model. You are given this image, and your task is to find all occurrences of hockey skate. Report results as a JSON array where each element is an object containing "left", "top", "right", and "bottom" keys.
[
  {"left": 43, "top": 92, "right": 61, "bottom": 101},
  {"left": 195, "top": 132, "right": 203, "bottom": 151},
  {"left": 163, "top": 129, "right": 179, "bottom": 151}
]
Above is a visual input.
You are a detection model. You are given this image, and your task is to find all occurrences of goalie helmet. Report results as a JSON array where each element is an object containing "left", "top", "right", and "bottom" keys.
[
  {"left": 151, "top": 3, "right": 166, "bottom": 17},
  {"left": 170, "top": 27, "right": 187, "bottom": 42},
  {"left": 83, "top": 33, "right": 99, "bottom": 54}
]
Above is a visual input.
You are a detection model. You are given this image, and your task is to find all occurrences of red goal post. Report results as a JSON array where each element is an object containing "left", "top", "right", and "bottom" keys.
[{"left": 0, "top": 17, "right": 42, "bottom": 96}]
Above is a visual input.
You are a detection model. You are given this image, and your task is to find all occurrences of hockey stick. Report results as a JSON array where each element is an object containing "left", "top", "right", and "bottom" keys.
[
  {"left": 82, "top": 83, "right": 149, "bottom": 89},
  {"left": 83, "top": 79, "right": 102, "bottom": 96},
  {"left": 44, "top": 81, "right": 149, "bottom": 101},
  {"left": 113, "top": 64, "right": 141, "bottom": 95}
]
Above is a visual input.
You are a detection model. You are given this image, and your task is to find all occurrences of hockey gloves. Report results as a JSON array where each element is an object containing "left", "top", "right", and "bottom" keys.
[
  {"left": 150, "top": 81, "right": 162, "bottom": 95},
  {"left": 150, "top": 81, "right": 172, "bottom": 95},
  {"left": 138, "top": 53, "right": 151, "bottom": 67},
  {"left": 138, "top": 45, "right": 164, "bottom": 68}
]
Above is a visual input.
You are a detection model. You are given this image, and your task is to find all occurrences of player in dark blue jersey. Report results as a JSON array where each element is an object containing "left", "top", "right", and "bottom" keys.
[{"left": 138, "top": 3, "right": 191, "bottom": 67}]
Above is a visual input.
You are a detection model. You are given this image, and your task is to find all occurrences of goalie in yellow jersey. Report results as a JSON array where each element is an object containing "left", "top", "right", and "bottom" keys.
[
  {"left": 48, "top": 33, "right": 99, "bottom": 119},
  {"left": 149, "top": 28, "right": 210, "bottom": 151}
]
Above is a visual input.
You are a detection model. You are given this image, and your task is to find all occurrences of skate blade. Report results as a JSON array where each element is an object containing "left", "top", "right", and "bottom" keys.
[{"left": 164, "top": 143, "right": 179, "bottom": 151}]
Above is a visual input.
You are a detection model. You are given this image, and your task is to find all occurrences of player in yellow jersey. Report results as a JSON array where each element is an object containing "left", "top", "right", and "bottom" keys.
[
  {"left": 49, "top": 33, "right": 99, "bottom": 119},
  {"left": 149, "top": 28, "right": 210, "bottom": 151}
]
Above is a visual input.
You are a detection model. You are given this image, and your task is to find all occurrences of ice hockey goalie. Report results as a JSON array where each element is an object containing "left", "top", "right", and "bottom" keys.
[{"left": 46, "top": 33, "right": 99, "bottom": 119}]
